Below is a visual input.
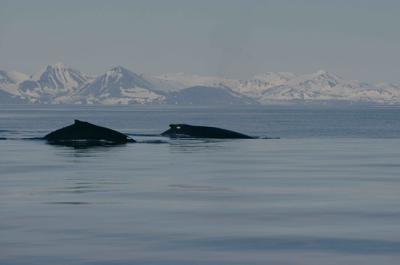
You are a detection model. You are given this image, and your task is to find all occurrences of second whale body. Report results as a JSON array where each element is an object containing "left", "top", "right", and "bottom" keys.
[
  {"left": 44, "top": 120, "right": 135, "bottom": 145},
  {"left": 161, "top": 124, "right": 254, "bottom": 139}
]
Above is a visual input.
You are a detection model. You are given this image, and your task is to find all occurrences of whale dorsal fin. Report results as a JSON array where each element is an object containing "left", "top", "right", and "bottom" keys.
[{"left": 74, "top": 119, "right": 85, "bottom": 125}]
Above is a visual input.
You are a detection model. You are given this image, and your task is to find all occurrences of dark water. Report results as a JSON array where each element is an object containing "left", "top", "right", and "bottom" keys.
[{"left": 0, "top": 105, "right": 400, "bottom": 265}]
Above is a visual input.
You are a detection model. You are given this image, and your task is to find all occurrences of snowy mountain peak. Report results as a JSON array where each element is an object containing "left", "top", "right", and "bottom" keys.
[
  {"left": 309, "top": 70, "right": 341, "bottom": 81},
  {"left": 315, "top": 69, "right": 329, "bottom": 75},
  {"left": 53, "top": 62, "right": 66, "bottom": 68},
  {"left": 253, "top": 72, "right": 296, "bottom": 83},
  {"left": 104, "top": 66, "right": 134, "bottom": 80},
  {"left": 108, "top": 65, "right": 129, "bottom": 73},
  {"left": 30, "top": 62, "right": 92, "bottom": 92},
  {"left": 100, "top": 66, "right": 153, "bottom": 88},
  {"left": 12, "top": 63, "right": 94, "bottom": 103},
  {"left": 32, "top": 62, "right": 66, "bottom": 80},
  {"left": 284, "top": 70, "right": 342, "bottom": 90},
  {"left": 38, "top": 62, "right": 66, "bottom": 74},
  {"left": 76, "top": 66, "right": 163, "bottom": 104}
]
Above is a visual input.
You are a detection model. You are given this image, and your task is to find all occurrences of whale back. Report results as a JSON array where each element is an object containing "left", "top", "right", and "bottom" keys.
[
  {"left": 161, "top": 124, "right": 253, "bottom": 139},
  {"left": 44, "top": 120, "right": 135, "bottom": 144}
]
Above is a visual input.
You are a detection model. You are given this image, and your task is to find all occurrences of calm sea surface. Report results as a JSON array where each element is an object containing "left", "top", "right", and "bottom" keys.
[{"left": 1, "top": 105, "right": 400, "bottom": 265}]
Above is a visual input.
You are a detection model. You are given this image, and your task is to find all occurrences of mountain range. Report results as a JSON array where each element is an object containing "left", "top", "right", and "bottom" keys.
[{"left": 1, "top": 63, "right": 399, "bottom": 105}]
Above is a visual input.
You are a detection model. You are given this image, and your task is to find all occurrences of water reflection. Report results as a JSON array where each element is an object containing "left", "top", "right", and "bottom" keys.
[
  {"left": 135, "top": 139, "right": 169, "bottom": 144},
  {"left": 46, "top": 140, "right": 128, "bottom": 149},
  {"left": 168, "top": 184, "right": 232, "bottom": 192},
  {"left": 173, "top": 236, "right": 400, "bottom": 254},
  {"left": 48, "top": 142, "right": 127, "bottom": 158},
  {"left": 168, "top": 138, "right": 238, "bottom": 153},
  {"left": 46, "top": 201, "right": 90, "bottom": 205}
]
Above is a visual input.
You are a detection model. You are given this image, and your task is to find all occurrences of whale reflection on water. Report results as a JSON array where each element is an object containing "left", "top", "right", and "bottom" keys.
[{"left": 167, "top": 138, "right": 236, "bottom": 153}]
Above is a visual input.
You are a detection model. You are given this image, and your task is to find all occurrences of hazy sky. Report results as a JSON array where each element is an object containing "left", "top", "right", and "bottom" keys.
[{"left": 0, "top": 0, "right": 399, "bottom": 82}]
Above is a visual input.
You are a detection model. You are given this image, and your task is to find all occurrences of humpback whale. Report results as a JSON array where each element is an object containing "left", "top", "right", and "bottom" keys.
[
  {"left": 161, "top": 124, "right": 254, "bottom": 139},
  {"left": 44, "top": 120, "right": 135, "bottom": 145}
]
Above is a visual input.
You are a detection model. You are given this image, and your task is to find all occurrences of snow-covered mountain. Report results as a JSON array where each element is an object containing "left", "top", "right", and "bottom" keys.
[
  {"left": 75, "top": 66, "right": 165, "bottom": 105},
  {"left": 256, "top": 70, "right": 347, "bottom": 102},
  {"left": 33, "top": 62, "right": 91, "bottom": 92},
  {"left": 157, "top": 70, "right": 400, "bottom": 104},
  {"left": 18, "top": 63, "right": 93, "bottom": 103},
  {"left": 255, "top": 70, "right": 400, "bottom": 104},
  {"left": 228, "top": 72, "right": 298, "bottom": 100},
  {"left": 0, "top": 63, "right": 399, "bottom": 105}
]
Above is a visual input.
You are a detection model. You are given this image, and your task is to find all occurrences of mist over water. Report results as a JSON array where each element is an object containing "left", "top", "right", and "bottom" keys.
[{"left": 1, "top": 105, "right": 400, "bottom": 265}]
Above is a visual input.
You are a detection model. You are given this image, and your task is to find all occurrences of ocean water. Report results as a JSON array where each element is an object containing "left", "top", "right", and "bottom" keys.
[{"left": 0, "top": 105, "right": 400, "bottom": 265}]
